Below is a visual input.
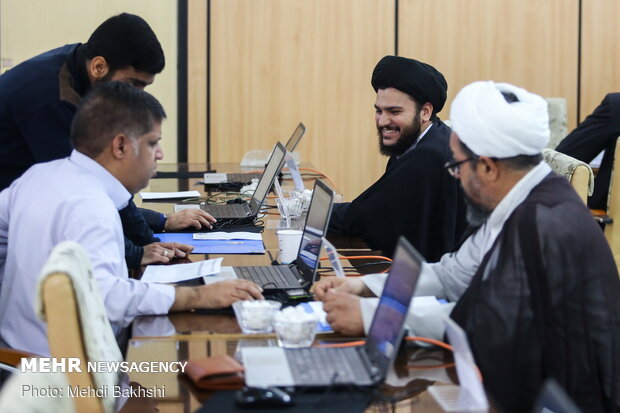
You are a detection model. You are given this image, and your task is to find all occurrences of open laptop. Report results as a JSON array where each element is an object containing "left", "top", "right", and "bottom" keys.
[
  {"left": 206, "top": 123, "right": 306, "bottom": 185},
  {"left": 241, "top": 236, "right": 422, "bottom": 387},
  {"left": 215, "top": 179, "right": 333, "bottom": 293},
  {"left": 200, "top": 142, "right": 287, "bottom": 220}
]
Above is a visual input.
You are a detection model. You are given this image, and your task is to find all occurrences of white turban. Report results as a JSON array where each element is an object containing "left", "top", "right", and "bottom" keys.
[{"left": 450, "top": 81, "right": 549, "bottom": 157}]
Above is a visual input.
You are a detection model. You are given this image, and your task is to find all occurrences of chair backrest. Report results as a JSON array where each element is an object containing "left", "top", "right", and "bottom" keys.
[
  {"left": 35, "top": 242, "right": 123, "bottom": 413},
  {"left": 542, "top": 148, "right": 594, "bottom": 204},
  {"left": 0, "top": 370, "right": 75, "bottom": 412},
  {"left": 603, "top": 137, "right": 620, "bottom": 266},
  {"left": 545, "top": 97, "right": 568, "bottom": 149}
]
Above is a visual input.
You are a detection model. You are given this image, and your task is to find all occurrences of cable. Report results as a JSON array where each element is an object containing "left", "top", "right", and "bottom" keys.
[
  {"left": 313, "top": 340, "right": 365, "bottom": 348},
  {"left": 319, "top": 255, "right": 393, "bottom": 263},
  {"left": 405, "top": 336, "right": 453, "bottom": 351},
  {"left": 319, "top": 255, "right": 393, "bottom": 274},
  {"left": 293, "top": 167, "right": 337, "bottom": 189}
]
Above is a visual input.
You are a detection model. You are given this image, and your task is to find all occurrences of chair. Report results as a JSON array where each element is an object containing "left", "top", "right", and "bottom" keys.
[
  {"left": 542, "top": 148, "right": 594, "bottom": 204},
  {"left": 601, "top": 138, "right": 620, "bottom": 266},
  {"left": 0, "top": 370, "right": 74, "bottom": 412},
  {"left": 545, "top": 97, "right": 568, "bottom": 149},
  {"left": 34, "top": 241, "right": 123, "bottom": 413}
]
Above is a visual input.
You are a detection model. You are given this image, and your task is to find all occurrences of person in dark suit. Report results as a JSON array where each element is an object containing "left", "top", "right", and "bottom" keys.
[
  {"left": 556, "top": 93, "right": 620, "bottom": 210},
  {"left": 328, "top": 56, "right": 466, "bottom": 260}
]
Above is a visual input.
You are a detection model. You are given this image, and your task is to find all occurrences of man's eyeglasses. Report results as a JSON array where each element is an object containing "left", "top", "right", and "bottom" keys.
[{"left": 444, "top": 157, "right": 478, "bottom": 177}]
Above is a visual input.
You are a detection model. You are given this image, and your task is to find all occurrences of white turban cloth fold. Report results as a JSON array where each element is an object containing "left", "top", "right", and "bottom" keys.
[{"left": 450, "top": 81, "right": 550, "bottom": 158}]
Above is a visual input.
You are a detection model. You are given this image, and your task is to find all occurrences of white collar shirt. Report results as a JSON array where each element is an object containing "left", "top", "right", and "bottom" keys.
[
  {"left": 0, "top": 150, "right": 175, "bottom": 355},
  {"left": 359, "top": 161, "right": 552, "bottom": 339}
]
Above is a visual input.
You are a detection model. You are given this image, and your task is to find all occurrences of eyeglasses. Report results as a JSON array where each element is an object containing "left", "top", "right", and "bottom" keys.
[{"left": 444, "top": 157, "right": 478, "bottom": 177}]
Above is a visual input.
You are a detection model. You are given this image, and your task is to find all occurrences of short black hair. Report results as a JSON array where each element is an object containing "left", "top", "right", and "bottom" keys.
[
  {"left": 84, "top": 13, "right": 165, "bottom": 74},
  {"left": 71, "top": 81, "right": 166, "bottom": 157}
]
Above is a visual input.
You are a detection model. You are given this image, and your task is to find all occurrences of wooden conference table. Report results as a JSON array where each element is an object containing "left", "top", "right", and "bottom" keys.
[{"left": 126, "top": 163, "right": 467, "bottom": 413}]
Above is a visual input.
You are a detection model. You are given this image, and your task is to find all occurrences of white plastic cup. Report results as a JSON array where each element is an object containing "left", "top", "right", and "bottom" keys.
[{"left": 277, "top": 230, "right": 303, "bottom": 264}]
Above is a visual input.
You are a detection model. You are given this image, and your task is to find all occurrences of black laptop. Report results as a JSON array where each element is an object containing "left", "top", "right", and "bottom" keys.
[
  {"left": 241, "top": 236, "right": 422, "bottom": 387},
  {"left": 219, "top": 179, "right": 333, "bottom": 292},
  {"left": 200, "top": 142, "right": 286, "bottom": 219},
  {"left": 204, "top": 123, "right": 306, "bottom": 185}
]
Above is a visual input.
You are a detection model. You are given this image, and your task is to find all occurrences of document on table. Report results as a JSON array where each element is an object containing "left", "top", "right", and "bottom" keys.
[
  {"left": 156, "top": 233, "right": 265, "bottom": 254},
  {"left": 140, "top": 190, "right": 201, "bottom": 200},
  {"left": 192, "top": 232, "right": 263, "bottom": 241},
  {"left": 142, "top": 258, "right": 223, "bottom": 284}
]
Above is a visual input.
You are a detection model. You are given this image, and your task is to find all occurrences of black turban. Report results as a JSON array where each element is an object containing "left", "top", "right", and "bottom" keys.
[{"left": 371, "top": 55, "right": 448, "bottom": 114}]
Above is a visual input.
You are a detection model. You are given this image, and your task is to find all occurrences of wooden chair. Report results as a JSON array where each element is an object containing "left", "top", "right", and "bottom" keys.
[
  {"left": 600, "top": 138, "right": 620, "bottom": 266},
  {"left": 35, "top": 241, "right": 123, "bottom": 413},
  {"left": 542, "top": 148, "right": 593, "bottom": 204}
]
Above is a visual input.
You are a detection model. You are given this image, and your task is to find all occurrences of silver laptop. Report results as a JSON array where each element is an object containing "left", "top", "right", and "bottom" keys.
[
  {"left": 230, "top": 179, "right": 333, "bottom": 292},
  {"left": 241, "top": 236, "right": 422, "bottom": 387},
  {"left": 200, "top": 142, "right": 287, "bottom": 219},
  {"left": 215, "top": 123, "right": 306, "bottom": 184}
]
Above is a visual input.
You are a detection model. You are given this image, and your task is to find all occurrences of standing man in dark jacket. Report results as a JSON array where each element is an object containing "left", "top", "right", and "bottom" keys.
[
  {"left": 0, "top": 13, "right": 215, "bottom": 268},
  {"left": 329, "top": 56, "right": 465, "bottom": 260}
]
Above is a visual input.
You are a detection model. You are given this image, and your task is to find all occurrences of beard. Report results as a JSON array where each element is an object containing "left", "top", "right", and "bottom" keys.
[{"left": 378, "top": 112, "right": 423, "bottom": 157}]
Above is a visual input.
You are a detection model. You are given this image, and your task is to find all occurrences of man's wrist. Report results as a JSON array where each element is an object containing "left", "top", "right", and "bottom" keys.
[{"left": 161, "top": 213, "right": 168, "bottom": 231}]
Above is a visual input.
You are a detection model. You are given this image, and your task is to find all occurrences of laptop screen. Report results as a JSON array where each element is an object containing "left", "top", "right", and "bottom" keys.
[
  {"left": 250, "top": 142, "right": 287, "bottom": 212},
  {"left": 284, "top": 123, "right": 306, "bottom": 152},
  {"left": 365, "top": 238, "right": 423, "bottom": 377},
  {"left": 294, "top": 180, "right": 334, "bottom": 283}
]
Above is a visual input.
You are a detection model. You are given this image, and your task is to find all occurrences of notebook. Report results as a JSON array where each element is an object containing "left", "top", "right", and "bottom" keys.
[
  {"left": 206, "top": 123, "right": 306, "bottom": 185},
  {"left": 241, "top": 236, "right": 422, "bottom": 387},
  {"left": 212, "top": 179, "right": 333, "bottom": 293},
  {"left": 200, "top": 142, "right": 286, "bottom": 220}
]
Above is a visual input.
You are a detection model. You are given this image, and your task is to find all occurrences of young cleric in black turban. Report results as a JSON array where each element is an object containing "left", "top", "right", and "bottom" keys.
[
  {"left": 328, "top": 55, "right": 465, "bottom": 261},
  {"left": 371, "top": 55, "right": 448, "bottom": 114}
]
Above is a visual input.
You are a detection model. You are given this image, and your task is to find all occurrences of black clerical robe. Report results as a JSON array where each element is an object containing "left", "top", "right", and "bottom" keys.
[
  {"left": 329, "top": 121, "right": 466, "bottom": 260},
  {"left": 451, "top": 173, "right": 620, "bottom": 413}
]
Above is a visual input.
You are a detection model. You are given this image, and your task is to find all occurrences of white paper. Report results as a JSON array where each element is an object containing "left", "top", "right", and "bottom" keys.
[
  {"left": 440, "top": 317, "right": 489, "bottom": 410},
  {"left": 322, "top": 237, "right": 345, "bottom": 278},
  {"left": 141, "top": 258, "right": 223, "bottom": 284},
  {"left": 174, "top": 204, "right": 200, "bottom": 212},
  {"left": 192, "top": 232, "right": 263, "bottom": 241},
  {"left": 140, "top": 190, "right": 201, "bottom": 200},
  {"left": 285, "top": 152, "right": 305, "bottom": 191},
  {"left": 203, "top": 173, "right": 228, "bottom": 184}
]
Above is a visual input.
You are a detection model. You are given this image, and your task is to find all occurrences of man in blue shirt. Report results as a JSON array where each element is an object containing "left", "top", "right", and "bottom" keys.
[{"left": 0, "top": 13, "right": 215, "bottom": 268}]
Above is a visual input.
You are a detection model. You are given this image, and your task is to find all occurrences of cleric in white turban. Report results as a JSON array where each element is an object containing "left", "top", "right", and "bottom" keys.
[{"left": 450, "top": 81, "right": 550, "bottom": 158}]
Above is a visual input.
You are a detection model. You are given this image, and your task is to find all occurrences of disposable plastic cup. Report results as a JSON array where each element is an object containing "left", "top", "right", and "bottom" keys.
[{"left": 277, "top": 230, "right": 303, "bottom": 264}]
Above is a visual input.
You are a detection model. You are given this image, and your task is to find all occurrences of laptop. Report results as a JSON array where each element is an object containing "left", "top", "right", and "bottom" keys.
[
  {"left": 201, "top": 142, "right": 287, "bottom": 220},
  {"left": 207, "top": 123, "right": 306, "bottom": 185},
  {"left": 218, "top": 179, "right": 333, "bottom": 292},
  {"left": 241, "top": 236, "right": 422, "bottom": 387}
]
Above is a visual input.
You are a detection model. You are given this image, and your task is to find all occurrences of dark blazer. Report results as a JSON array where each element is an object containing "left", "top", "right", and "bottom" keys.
[
  {"left": 329, "top": 121, "right": 466, "bottom": 260},
  {"left": 556, "top": 93, "right": 620, "bottom": 209}
]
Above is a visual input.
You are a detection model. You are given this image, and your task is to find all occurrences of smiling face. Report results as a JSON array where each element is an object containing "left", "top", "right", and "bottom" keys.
[{"left": 374, "top": 88, "right": 424, "bottom": 157}]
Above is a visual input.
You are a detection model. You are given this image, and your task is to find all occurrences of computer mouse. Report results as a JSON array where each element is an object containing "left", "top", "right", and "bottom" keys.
[{"left": 235, "top": 386, "right": 293, "bottom": 407}]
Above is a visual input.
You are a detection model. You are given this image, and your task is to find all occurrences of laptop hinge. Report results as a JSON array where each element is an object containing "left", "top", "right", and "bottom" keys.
[{"left": 357, "top": 347, "right": 381, "bottom": 382}]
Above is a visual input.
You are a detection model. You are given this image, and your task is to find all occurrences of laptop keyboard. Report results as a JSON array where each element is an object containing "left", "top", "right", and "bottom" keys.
[
  {"left": 227, "top": 172, "right": 262, "bottom": 183},
  {"left": 236, "top": 266, "right": 300, "bottom": 289},
  {"left": 285, "top": 347, "right": 371, "bottom": 385},
  {"left": 204, "top": 203, "right": 251, "bottom": 217}
]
